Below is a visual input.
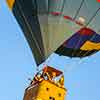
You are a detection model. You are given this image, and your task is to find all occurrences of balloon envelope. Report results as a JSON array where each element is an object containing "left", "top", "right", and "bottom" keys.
[{"left": 6, "top": 0, "right": 100, "bottom": 65}]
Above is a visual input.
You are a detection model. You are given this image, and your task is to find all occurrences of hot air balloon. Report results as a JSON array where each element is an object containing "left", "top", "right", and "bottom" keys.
[{"left": 6, "top": 0, "right": 100, "bottom": 100}]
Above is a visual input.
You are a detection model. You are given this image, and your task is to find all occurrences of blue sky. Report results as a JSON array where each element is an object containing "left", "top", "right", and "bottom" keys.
[{"left": 0, "top": 0, "right": 100, "bottom": 100}]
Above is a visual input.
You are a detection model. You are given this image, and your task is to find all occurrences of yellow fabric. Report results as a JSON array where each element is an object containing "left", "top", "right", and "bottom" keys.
[
  {"left": 37, "top": 80, "right": 66, "bottom": 100},
  {"left": 6, "top": 0, "right": 15, "bottom": 10},
  {"left": 81, "top": 41, "right": 100, "bottom": 50},
  {"left": 24, "top": 80, "right": 66, "bottom": 100},
  {"left": 37, "top": 98, "right": 42, "bottom": 100}
]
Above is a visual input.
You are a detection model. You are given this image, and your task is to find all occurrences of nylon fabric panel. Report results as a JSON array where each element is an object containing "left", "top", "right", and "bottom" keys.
[{"left": 12, "top": 0, "right": 45, "bottom": 65}]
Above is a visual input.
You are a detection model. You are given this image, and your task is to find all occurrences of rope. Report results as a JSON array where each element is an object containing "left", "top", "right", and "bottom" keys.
[
  {"left": 73, "top": 0, "right": 85, "bottom": 20},
  {"left": 86, "top": 8, "right": 100, "bottom": 27}
]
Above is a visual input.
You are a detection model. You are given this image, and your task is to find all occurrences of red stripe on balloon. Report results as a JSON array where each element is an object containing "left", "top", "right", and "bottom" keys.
[
  {"left": 78, "top": 28, "right": 94, "bottom": 35},
  {"left": 50, "top": 12, "right": 61, "bottom": 16},
  {"left": 63, "top": 16, "right": 73, "bottom": 21},
  {"left": 97, "top": 0, "right": 100, "bottom": 2}
]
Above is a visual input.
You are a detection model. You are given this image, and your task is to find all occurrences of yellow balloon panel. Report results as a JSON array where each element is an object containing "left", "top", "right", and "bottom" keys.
[
  {"left": 6, "top": 0, "right": 15, "bottom": 10},
  {"left": 81, "top": 41, "right": 100, "bottom": 50}
]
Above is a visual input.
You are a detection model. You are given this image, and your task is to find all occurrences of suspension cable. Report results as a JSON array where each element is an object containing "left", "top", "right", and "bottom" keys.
[
  {"left": 73, "top": 0, "right": 85, "bottom": 20},
  {"left": 86, "top": 8, "right": 100, "bottom": 26}
]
